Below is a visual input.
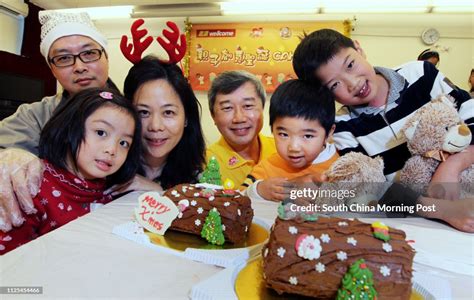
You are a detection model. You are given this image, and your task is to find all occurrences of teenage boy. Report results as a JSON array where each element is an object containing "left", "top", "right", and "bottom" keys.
[{"left": 293, "top": 29, "right": 474, "bottom": 232}]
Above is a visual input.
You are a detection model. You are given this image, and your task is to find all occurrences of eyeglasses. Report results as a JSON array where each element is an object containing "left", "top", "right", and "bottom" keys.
[{"left": 49, "top": 48, "right": 105, "bottom": 67}]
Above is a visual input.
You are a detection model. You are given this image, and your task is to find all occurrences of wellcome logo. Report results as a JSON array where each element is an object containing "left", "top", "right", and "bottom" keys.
[{"left": 197, "top": 29, "right": 236, "bottom": 38}]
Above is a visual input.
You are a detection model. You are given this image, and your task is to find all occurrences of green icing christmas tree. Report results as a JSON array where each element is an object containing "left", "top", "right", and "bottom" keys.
[
  {"left": 201, "top": 209, "right": 225, "bottom": 245},
  {"left": 336, "top": 259, "right": 378, "bottom": 300},
  {"left": 199, "top": 156, "right": 222, "bottom": 185}
]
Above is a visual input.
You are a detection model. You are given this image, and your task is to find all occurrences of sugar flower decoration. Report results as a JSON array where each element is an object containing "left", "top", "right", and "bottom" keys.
[
  {"left": 288, "top": 226, "right": 298, "bottom": 235},
  {"left": 382, "top": 243, "right": 392, "bottom": 253},
  {"left": 337, "top": 251, "right": 347, "bottom": 261},
  {"left": 380, "top": 265, "right": 391, "bottom": 277},
  {"left": 277, "top": 247, "right": 286, "bottom": 258},
  {"left": 315, "top": 262, "right": 325, "bottom": 273},
  {"left": 289, "top": 276, "right": 298, "bottom": 285},
  {"left": 320, "top": 233, "right": 331, "bottom": 243},
  {"left": 347, "top": 237, "right": 357, "bottom": 246}
]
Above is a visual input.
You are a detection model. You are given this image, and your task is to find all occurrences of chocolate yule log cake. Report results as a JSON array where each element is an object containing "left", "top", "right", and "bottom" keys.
[
  {"left": 163, "top": 183, "right": 254, "bottom": 244},
  {"left": 262, "top": 215, "right": 415, "bottom": 299}
]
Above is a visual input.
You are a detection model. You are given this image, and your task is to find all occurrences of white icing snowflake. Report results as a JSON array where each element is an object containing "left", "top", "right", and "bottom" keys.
[
  {"left": 237, "top": 209, "right": 241, "bottom": 216},
  {"left": 264, "top": 248, "right": 269, "bottom": 257},
  {"left": 197, "top": 207, "right": 204, "bottom": 214},
  {"left": 288, "top": 226, "right": 298, "bottom": 235},
  {"left": 380, "top": 265, "right": 391, "bottom": 277},
  {"left": 191, "top": 200, "right": 197, "bottom": 206},
  {"left": 296, "top": 235, "right": 322, "bottom": 260},
  {"left": 171, "top": 190, "right": 179, "bottom": 196},
  {"left": 194, "top": 193, "right": 200, "bottom": 197},
  {"left": 336, "top": 251, "right": 347, "bottom": 261},
  {"left": 224, "top": 202, "right": 230, "bottom": 207},
  {"left": 315, "top": 262, "right": 325, "bottom": 273},
  {"left": 320, "top": 233, "right": 331, "bottom": 243},
  {"left": 194, "top": 219, "right": 201, "bottom": 226},
  {"left": 347, "top": 237, "right": 357, "bottom": 246},
  {"left": 40, "top": 198, "right": 48, "bottom": 206},
  {"left": 289, "top": 276, "right": 298, "bottom": 285},
  {"left": 382, "top": 243, "right": 392, "bottom": 253},
  {"left": 209, "top": 196, "right": 215, "bottom": 201},
  {"left": 277, "top": 247, "right": 286, "bottom": 258},
  {"left": 182, "top": 187, "right": 187, "bottom": 193},
  {"left": 338, "top": 221, "right": 348, "bottom": 226},
  {"left": 222, "top": 224, "right": 226, "bottom": 231},
  {"left": 245, "top": 225, "right": 248, "bottom": 232}
]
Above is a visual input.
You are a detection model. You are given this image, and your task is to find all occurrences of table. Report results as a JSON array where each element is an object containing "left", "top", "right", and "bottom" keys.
[{"left": 1, "top": 191, "right": 473, "bottom": 299}]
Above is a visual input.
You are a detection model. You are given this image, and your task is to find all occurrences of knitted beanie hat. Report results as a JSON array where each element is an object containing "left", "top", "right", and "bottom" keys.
[{"left": 39, "top": 11, "right": 108, "bottom": 60}]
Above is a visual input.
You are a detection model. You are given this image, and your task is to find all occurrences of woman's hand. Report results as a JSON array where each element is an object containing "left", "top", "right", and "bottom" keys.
[
  {"left": 106, "top": 174, "right": 163, "bottom": 196},
  {"left": 0, "top": 148, "right": 43, "bottom": 232}
]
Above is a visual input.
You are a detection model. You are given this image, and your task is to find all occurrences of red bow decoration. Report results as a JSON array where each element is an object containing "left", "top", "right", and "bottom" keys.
[{"left": 120, "top": 19, "right": 186, "bottom": 65}]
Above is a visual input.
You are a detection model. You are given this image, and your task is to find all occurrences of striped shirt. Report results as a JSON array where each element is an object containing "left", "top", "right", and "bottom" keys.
[{"left": 334, "top": 61, "right": 474, "bottom": 181}]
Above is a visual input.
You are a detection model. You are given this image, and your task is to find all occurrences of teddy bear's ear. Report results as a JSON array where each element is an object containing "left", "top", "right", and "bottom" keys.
[
  {"left": 374, "top": 156, "right": 384, "bottom": 170},
  {"left": 404, "top": 119, "right": 419, "bottom": 140}
]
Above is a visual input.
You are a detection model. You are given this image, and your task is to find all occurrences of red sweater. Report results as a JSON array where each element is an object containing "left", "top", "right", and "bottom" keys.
[{"left": 0, "top": 161, "right": 112, "bottom": 255}]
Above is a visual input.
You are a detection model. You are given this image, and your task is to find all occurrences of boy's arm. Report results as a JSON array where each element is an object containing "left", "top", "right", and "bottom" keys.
[{"left": 428, "top": 145, "right": 474, "bottom": 200}]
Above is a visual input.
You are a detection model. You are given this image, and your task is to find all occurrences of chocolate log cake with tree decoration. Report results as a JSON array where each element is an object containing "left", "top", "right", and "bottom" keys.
[{"left": 262, "top": 207, "right": 415, "bottom": 299}]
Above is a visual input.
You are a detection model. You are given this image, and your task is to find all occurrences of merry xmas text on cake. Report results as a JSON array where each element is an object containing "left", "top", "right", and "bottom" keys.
[{"left": 289, "top": 203, "right": 437, "bottom": 214}]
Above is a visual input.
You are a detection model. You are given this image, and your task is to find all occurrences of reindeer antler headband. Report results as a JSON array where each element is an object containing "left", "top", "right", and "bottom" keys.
[{"left": 120, "top": 19, "right": 186, "bottom": 65}]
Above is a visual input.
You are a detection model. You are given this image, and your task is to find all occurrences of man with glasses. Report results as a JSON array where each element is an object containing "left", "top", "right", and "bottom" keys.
[{"left": 0, "top": 11, "right": 116, "bottom": 231}]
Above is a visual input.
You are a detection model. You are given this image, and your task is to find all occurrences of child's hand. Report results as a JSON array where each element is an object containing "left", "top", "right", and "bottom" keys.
[
  {"left": 429, "top": 145, "right": 474, "bottom": 200},
  {"left": 106, "top": 174, "right": 163, "bottom": 196},
  {"left": 288, "top": 172, "right": 328, "bottom": 184},
  {"left": 418, "top": 196, "right": 474, "bottom": 233},
  {"left": 257, "top": 177, "right": 291, "bottom": 202}
]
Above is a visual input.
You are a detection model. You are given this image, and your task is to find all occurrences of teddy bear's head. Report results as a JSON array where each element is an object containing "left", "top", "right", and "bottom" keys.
[
  {"left": 403, "top": 95, "right": 471, "bottom": 156},
  {"left": 325, "top": 152, "right": 385, "bottom": 183}
]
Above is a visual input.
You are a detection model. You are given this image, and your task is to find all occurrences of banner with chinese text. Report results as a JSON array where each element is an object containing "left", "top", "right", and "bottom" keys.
[{"left": 189, "top": 21, "right": 349, "bottom": 92}]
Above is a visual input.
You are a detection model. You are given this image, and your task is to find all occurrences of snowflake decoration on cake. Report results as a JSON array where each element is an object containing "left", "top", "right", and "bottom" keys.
[
  {"left": 191, "top": 200, "right": 197, "bottom": 206},
  {"left": 197, "top": 207, "right": 204, "bottom": 214},
  {"left": 289, "top": 276, "right": 298, "bottom": 285},
  {"left": 347, "top": 237, "right": 357, "bottom": 246},
  {"left": 194, "top": 193, "right": 200, "bottom": 197},
  {"left": 338, "top": 221, "right": 348, "bottom": 226},
  {"left": 209, "top": 196, "right": 215, "bottom": 201},
  {"left": 182, "top": 186, "right": 188, "bottom": 193},
  {"left": 382, "top": 243, "right": 392, "bottom": 253},
  {"left": 245, "top": 225, "right": 248, "bottom": 232},
  {"left": 264, "top": 248, "right": 269, "bottom": 257},
  {"left": 315, "top": 262, "right": 325, "bottom": 273},
  {"left": 320, "top": 233, "right": 330, "bottom": 243},
  {"left": 194, "top": 219, "right": 201, "bottom": 226},
  {"left": 288, "top": 226, "right": 298, "bottom": 235},
  {"left": 380, "top": 265, "right": 391, "bottom": 277},
  {"left": 295, "top": 234, "right": 322, "bottom": 260},
  {"left": 171, "top": 190, "right": 179, "bottom": 197},
  {"left": 277, "top": 247, "right": 286, "bottom": 258},
  {"left": 222, "top": 224, "right": 226, "bottom": 231},
  {"left": 336, "top": 251, "right": 347, "bottom": 261},
  {"left": 224, "top": 202, "right": 230, "bottom": 207},
  {"left": 237, "top": 209, "right": 241, "bottom": 216}
]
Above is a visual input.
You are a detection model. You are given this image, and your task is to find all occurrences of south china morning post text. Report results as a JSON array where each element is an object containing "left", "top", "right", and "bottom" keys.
[{"left": 288, "top": 186, "right": 437, "bottom": 215}]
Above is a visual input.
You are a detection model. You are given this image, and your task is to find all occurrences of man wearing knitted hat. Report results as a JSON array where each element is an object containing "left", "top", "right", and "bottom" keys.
[{"left": 0, "top": 11, "right": 116, "bottom": 232}]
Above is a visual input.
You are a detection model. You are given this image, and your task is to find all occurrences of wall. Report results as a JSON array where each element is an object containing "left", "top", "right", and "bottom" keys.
[
  {"left": 96, "top": 13, "right": 473, "bottom": 145},
  {"left": 0, "top": 10, "right": 24, "bottom": 54}
]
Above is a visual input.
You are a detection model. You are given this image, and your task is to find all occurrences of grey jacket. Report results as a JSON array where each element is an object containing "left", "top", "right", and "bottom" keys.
[{"left": 0, "top": 93, "right": 64, "bottom": 156}]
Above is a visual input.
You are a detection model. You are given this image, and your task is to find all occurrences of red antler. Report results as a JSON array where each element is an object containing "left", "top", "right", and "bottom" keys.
[
  {"left": 157, "top": 21, "right": 186, "bottom": 64},
  {"left": 120, "top": 19, "right": 153, "bottom": 64}
]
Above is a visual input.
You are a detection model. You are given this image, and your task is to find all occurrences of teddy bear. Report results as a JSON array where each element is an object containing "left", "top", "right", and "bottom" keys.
[
  {"left": 400, "top": 95, "right": 474, "bottom": 197},
  {"left": 323, "top": 151, "right": 387, "bottom": 207},
  {"left": 278, "top": 152, "right": 387, "bottom": 220}
]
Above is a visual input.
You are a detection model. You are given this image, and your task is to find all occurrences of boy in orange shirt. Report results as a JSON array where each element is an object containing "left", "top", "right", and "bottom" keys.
[{"left": 242, "top": 79, "right": 338, "bottom": 202}]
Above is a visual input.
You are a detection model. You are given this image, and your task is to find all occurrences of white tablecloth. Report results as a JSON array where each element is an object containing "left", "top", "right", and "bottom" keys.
[{"left": 1, "top": 191, "right": 473, "bottom": 299}]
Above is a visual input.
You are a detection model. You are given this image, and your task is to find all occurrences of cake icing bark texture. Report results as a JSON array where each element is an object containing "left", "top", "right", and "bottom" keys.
[
  {"left": 262, "top": 217, "right": 415, "bottom": 299},
  {"left": 164, "top": 184, "right": 253, "bottom": 244}
]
